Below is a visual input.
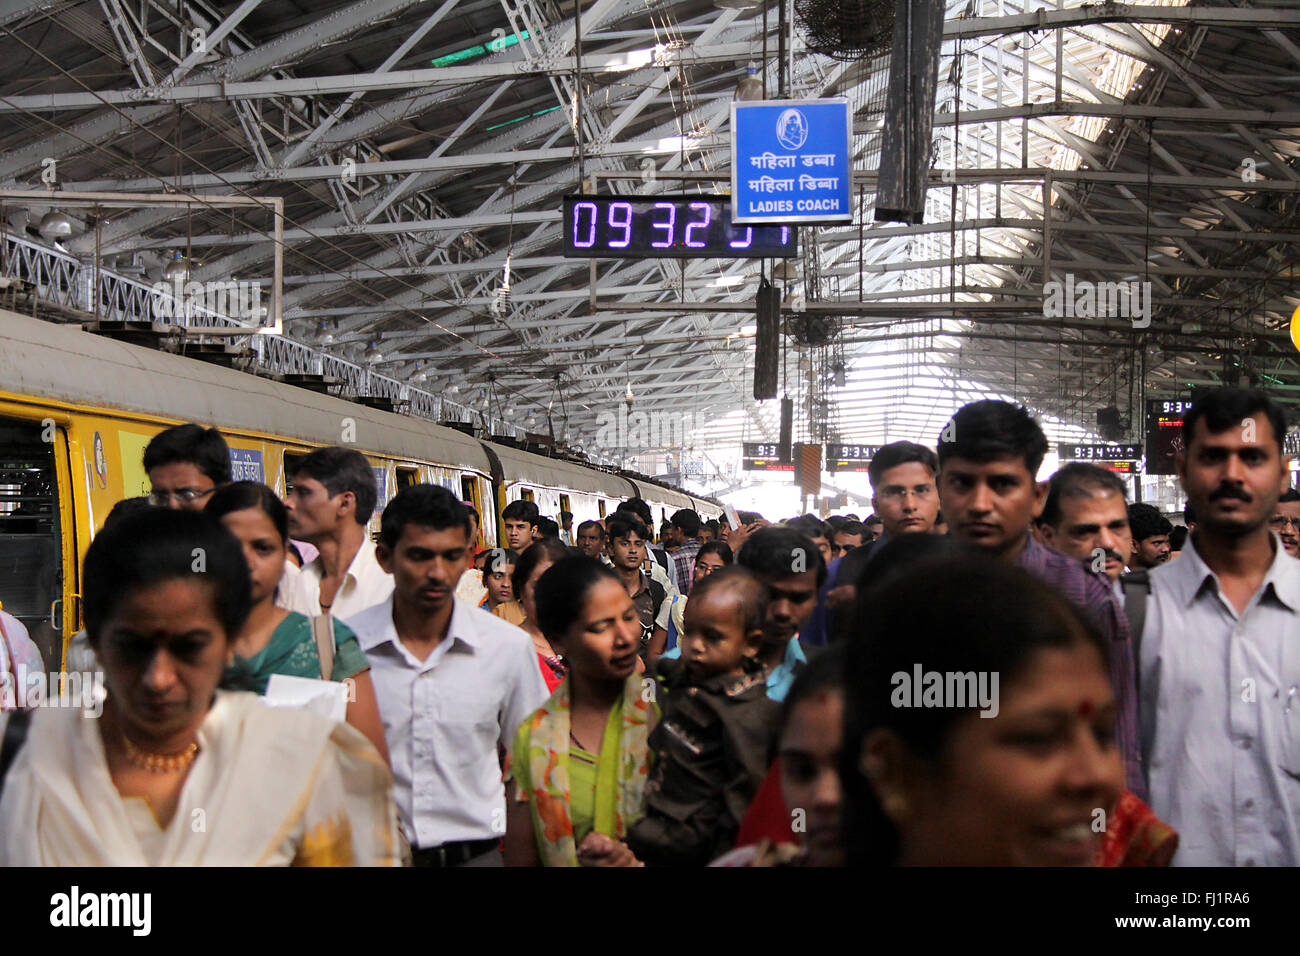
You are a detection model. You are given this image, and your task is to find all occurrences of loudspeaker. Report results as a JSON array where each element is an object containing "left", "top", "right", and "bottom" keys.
[
  {"left": 793, "top": 443, "right": 822, "bottom": 497},
  {"left": 1097, "top": 406, "right": 1124, "bottom": 442},
  {"left": 778, "top": 397, "right": 793, "bottom": 461},
  {"left": 754, "top": 278, "right": 780, "bottom": 401}
]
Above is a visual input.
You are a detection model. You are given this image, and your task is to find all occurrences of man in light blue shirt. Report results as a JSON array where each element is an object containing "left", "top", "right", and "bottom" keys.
[{"left": 1140, "top": 387, "right": 1300, "bottom": 866}]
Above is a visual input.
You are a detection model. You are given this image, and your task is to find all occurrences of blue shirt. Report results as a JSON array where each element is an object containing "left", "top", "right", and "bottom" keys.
[
  {"left": 765, "top": 637, "right": 808, "bottom": 703},
  {"left": 660, "top": 634, "right": 807, "bottom": 702}
]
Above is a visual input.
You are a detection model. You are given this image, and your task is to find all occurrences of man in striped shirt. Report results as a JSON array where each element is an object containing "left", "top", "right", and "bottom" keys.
[{"left": 667, "top": 509, "right": 704, "bottom": 595}]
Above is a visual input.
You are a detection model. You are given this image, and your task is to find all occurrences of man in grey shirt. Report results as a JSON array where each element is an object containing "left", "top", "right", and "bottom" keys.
[{"left": 1140, "top": 386, "right": 1300, "bottom": 866}]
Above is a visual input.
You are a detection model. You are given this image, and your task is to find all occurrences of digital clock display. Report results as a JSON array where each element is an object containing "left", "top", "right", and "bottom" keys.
[
  {"left": 826, "top": 444, "right": 882, "bottom": 473},
  {"left": 1145, "top": 399, "right": 1189, "bottom": 476},
  {"left": 562, "top": 196, "right": 798, "bottom": 259},
  {"left": 1057, "top": 443, "right": 1142, "bottom": 462},
  {"left": 742, "top": 441, "right": 792, "bottom": 472}
]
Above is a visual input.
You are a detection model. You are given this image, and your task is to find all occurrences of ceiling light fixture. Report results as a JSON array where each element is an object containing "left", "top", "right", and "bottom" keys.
[
  {"left": 162, "top": 251, "right": 190, "bottom": 280},
  {"left": 38, "top": 209, "right": 73, "bottom": 240},
  {"left": 733, "top": 62, "right": 764, "bottom": 100}
]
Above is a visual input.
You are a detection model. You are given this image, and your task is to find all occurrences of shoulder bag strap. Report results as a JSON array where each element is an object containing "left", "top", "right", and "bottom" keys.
[
  {"left": 312, "top": 614, "right": 337, "bottom": 681},
  {"left": 1121, "top": 570, "right": 1152, "bottom": 681}
]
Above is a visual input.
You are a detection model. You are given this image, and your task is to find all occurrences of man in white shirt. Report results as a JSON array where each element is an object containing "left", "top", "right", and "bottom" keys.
[
  {"left": 1141, "top": 387, "right": 1300, "bottom": 865},
  {"left": 285, "top": 446, "right": 392, "bottom": 622},
  {"left": 349, "top": 484, "right": 548, "bottom": 867}
]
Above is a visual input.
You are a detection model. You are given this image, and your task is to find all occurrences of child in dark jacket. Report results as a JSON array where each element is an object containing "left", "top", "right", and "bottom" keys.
[{"left": 627, "top": 567, "right": 780, "bottom": 866}]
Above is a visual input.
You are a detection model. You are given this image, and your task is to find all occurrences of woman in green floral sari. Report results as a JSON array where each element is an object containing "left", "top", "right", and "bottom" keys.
[
  {"left": 504, "top": 557, "right": 656, "bottom": 866},
  {"left": 207, "top": 482, "right": 389, "bottom": 765}
]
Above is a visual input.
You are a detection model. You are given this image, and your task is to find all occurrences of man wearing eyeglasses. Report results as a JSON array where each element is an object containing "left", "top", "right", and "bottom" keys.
[
  {"left": 143, "top": 424, "right": 231, "bottom": 510},
  {"left": 799, "top": 442, "right": 941, "bottom": 648},
  {"left": 1270, "top": 489, "right": 1300, "bottom": 558},
  {"left": 867, "top": 441, "right": 941, "bottom": 544}
]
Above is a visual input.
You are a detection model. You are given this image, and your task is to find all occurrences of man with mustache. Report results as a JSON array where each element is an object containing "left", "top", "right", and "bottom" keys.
[
  {"left": 937, "top": 400, "right": 1143, "bottom": 797},
  {"left": 1270, "top": 489, "right": 1300, "bottom": 559},
  {"left": 1039, "top": 463, "right": 1133, "bottom": 591},
  {"left": 1140, "top": 387, "right": 1299, "bottom": 865},
  {"left": 1128, "top": 503, "right": 1173, "bottom": 570}
]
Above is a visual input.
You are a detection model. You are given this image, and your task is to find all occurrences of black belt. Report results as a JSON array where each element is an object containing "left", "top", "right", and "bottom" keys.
[{"left": 411, "top": 838, "right": 499, "bottom": 868}]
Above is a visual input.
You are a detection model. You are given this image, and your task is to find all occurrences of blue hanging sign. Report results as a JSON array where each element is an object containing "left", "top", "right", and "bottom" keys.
[
  {"left": 229, "top": 448, "right": 265, "bottom": 483},
  {"left": 731, "top": 98, "right": 853, "bottom": 224},
  {"left": 373, "top": 467, "right": 391, "bottom": 512}
]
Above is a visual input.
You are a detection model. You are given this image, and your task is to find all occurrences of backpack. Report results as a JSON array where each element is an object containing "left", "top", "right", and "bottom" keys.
[{"left": 647, "top": 578, "right": 666, "bottom": 622}]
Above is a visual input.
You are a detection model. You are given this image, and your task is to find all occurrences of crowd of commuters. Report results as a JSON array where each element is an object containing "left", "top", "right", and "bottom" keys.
[{"left": 0, "top": 385, "right": 1297, "bottom": 868}]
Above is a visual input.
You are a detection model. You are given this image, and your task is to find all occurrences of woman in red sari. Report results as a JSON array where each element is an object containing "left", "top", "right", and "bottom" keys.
[{"left": 836, "top": 554, "right": 1176, "bottom": 867}]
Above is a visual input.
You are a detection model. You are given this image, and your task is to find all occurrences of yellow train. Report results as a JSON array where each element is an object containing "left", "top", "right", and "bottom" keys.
[{"left": 0, "top": 308, "right": 715, "bottom": 670}]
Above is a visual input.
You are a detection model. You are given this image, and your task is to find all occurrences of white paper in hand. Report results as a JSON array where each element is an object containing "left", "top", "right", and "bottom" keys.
[
  {"left": 723, "top": 504, "right": 741, "bottom": 531},
  {"left": 263, "top": 674, "right": 349, "bottom": 723}
]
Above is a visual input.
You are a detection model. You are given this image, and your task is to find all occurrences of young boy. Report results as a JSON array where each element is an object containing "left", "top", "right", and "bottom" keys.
[
  {"left": 627, "top": 567, "right": 779, "bottom": 866},
  {"left": 481, "top": 548, "right": 524, "bottom": 626},
  {"left": 606, "top": 514, "right": 665, "bottom": 660}
]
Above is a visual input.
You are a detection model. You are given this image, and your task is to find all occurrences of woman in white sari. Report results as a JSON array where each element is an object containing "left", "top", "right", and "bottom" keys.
[{"left": 0, "top": 508, "right": 403, "bottom": 866}]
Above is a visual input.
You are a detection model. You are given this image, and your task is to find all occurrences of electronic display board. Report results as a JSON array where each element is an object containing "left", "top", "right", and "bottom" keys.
[{"left": 562, "top": 196, "right": 797, "bottom": 258}]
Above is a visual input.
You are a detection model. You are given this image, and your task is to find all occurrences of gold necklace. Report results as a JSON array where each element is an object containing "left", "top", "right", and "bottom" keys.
[{"left": 121, "top": 734, "right": 199, "bottom": 773}]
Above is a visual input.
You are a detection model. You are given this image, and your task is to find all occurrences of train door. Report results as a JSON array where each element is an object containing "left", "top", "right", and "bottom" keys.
[
  {"left": 461, "top": 474, "right": 486, "bottom": 549},
  {"left": 0, "top": 416, "right": 74, "bottom": 672}
]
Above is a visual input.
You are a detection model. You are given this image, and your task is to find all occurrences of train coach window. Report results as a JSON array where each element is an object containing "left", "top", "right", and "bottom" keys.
[
  {"left": 460, "top": 475, "right": 476, "bottom": 505},
  {"left": 0, "top": 418, "right": 63, "bottom": 671},
  {"left": 520, "top": 488, "right": 534, "bottom": 503},
  {"left": 397, "top": 467, "right": 418, "bottom": 490},
  {"left": 598, "top": 500, "right": 606, "bottom": 519},
  {"left": 559, "top": 494, "right": 571, "bottom": 517}
]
